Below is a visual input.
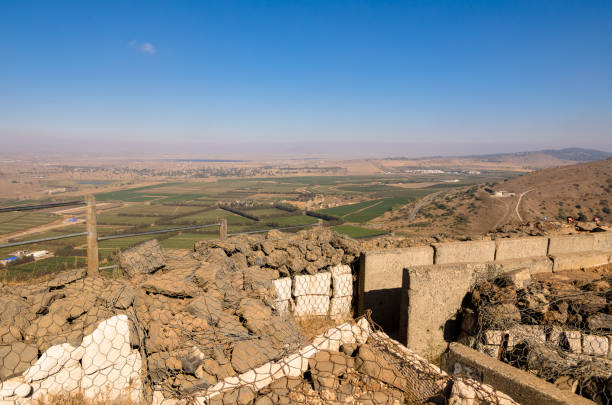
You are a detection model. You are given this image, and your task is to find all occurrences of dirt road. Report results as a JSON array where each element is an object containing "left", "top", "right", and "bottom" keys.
[
  {"left": 407, "top": 192, "right": 440, "bottom": 222},
  {"left": 515, "top": 189, "right": 534, "bottom": 222},
  {"left": 0, "top": 218, "right": 86, "bottom": 244}
]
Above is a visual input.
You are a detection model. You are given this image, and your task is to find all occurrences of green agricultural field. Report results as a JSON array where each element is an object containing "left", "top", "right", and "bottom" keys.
[
  {"left": 114, "top": 204, "right": 204, "bottom": 217},
  {"left": 96, "top": 213, "right": 161, "bottom": 226},
  {"left": 94, "top": 183, "right": 183, "bottom": 202},
  {"left": 0, "top": 212, "right": 60, "bottom": 235},
  {"left": 171, "top": 208, "right": 253, "bottom": 226},
  {"left": 97, "top": 234, "right": 166, "bottom": 259},
  {"left": 331, "top": 225, "right": 389, "bottom": 238},
  {"left": 243, "top": 207, "right": 292, "bottom": 218},
  {"left": 262, "top": 215, "right": 318, "bottom": 227},
  {"left": 1, "top": 256, "right": 87, "bottom": 282},
  {"left": 152, "top": 194, "right": 209, "bottom": 204},
  {"left": 160, "top": 232, "right": 217, "bottom": 249},
  {"left": 318, "top": 200, "right": 382, "bottom": 217}
]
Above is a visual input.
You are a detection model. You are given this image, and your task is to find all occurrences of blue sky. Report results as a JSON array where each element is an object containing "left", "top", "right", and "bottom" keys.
[{"left": 0, "top": 1, "right": 611, "bottom": 156}]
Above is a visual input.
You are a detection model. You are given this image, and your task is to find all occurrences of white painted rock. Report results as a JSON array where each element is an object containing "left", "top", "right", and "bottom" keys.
[
  {"left": 329, "top": 264, "right": 351, "bottom": 277},
  {"left": 332, "top": 273, "right": 353, "bottom": 297},
  {"left": 82, "top": 314, "right": 133, "bottom": 375},
  {"left": 294, "top": 295, "right": 329, "bottom": 317},
  {"left": 81, "top": 349, "right": 142, "bottom": 401},
  {"left": 24, "top": 342, "right": 84, "bottom": 383},
  {"left": 293, "top": 273, "right": 331, "bottom": 296},
  {"left": 272, "top": 277, "right": 292, "bottom": 301},
  {"left": 329, "top": 296, "right": 352, "bottom": 317},
  {"left": 31, "top": 362, "right": 83, "bottom": 400}
]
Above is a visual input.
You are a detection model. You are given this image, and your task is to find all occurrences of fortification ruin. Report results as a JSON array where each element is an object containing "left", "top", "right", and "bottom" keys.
[{"left": 0, "top": 227, "right": 610, "bottom": 404}]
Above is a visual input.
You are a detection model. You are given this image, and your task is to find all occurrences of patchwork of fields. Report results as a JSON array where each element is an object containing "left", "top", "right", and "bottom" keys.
[{"left": 0, "top": 171, "right": 514, "bottom": 281}]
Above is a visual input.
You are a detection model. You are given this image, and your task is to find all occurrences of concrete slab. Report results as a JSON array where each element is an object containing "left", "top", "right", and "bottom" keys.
[
  {"left": 399, "top": 262, "right": 495, "bottom": 358},
  {"left": 433, "top": 240, "right": 496, "bottom": 264},
  {"left": 441, "top": 343, "right": 594, "bottom": 405},
  {"left": 551, "top": 251, "right": 610, "bottom": 272},
  {"left": 548, "top": 234, "right": 595, "bottom": 255},
  {"left": 494, "top": 237, "right": 549, "bottom": 261},
  {"left": 358, "top": 246, "right": 434, "bottom": 330},
  {"left": 593, "top": 232, "right": 612, "bottom": 252}
]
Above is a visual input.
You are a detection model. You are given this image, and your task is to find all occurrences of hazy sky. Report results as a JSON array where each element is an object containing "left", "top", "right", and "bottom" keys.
[{"left": 0, "top": 1, "right": 611, "bottom": 157}]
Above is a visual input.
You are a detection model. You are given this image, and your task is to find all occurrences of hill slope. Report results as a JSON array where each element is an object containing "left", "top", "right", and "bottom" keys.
[{"left": 390, "top": 158, "right": 612, "bottom": 239}]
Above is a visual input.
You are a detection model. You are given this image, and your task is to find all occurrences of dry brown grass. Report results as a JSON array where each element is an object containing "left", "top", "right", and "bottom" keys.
[
  {"left": 297, "top": 315, "right": 344, "bottom": 340},
  {"left": 34, "top": 393, "right": 138, "bottom": 405}
]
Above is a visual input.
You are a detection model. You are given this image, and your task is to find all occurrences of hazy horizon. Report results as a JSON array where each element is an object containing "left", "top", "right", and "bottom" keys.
[{"left": 1, "top": 1, "right": 611, "bottom": 155}]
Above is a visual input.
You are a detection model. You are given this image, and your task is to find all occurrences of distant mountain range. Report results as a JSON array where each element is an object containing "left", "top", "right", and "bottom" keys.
[{"left": 466, "top": 147, "right": 612, "bottom": 162}]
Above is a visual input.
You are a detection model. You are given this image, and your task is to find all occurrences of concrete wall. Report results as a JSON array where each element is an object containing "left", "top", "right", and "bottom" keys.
[
  {"left": 358, "top": 246, "right": 433, "bottom": 330},
  {"left": 594, "top": 232, "right": 612, "bottom": 252},
  {"left": 494, "top": 237, "right": 549, "bottom": 261},
  {"left": 399, "top": 262, "right": 526, "bottom": 358},
  {"left": 550, "top": 252, "right": 611, "bottom": 272},
  {"left": 441, "top": 343, "right": 595, "bottom": 405},
  {"left": 358, "top": 233, "right": 611, "bottom": 339},
  {"left": 433, "top": 240, "right": 496, "bottom": 264},
  {"left": 548, "top": 234, "right": 595, "bottom": 255},
  {"left": 399, "top": 263, "right": 489, "bottom": 357}
]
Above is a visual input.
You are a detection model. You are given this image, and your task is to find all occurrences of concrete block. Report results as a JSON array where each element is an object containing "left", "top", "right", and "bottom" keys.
[
  {"left": 294, "top": 295, "right": 330, "bottom": 317},
  {"left": 505, "top": 269, "right": 532, "bottom": 288},
  {"left": 359, "top": 246, "right": 434, "bottom": 293},
  {"left": 433, "top": 240, "right": 496, "bottom": 264},
  {"left": 495, "top": 237, "right": 549, "bottom": 261},
  {"left": 551, "top": 251, "right": 610, "bottom": 272},
  {"left": 548, "top": 234, "right": 595, "bottom": 255},
  {"left": 582, "top": 334, "right": 608, "bottom": 357},
  {"left": 358, "top": 246, "right": 434, "bottom": 330},
  {"left": 494, "top": 257, "right": 553, "bottom": 275},
  {"left": 332, "top": 273, "right": 352, "bottom": 297},
  {"left": 399, "top": 263, "right": 493, "bottom": 358},
  {"left": 593, "top": 233, "right": 612, "bottom": 252},
  {"left": 441, "top": 343, "right": 595, "bottom": 405},
  {"left": 293, "top": 272, "right": 331, "bottom": 296},
  {"left": 272, "top": 277, "right": 292, "bottom": 301},
  {"left": 562, "top": 330, "right": 582, "bottom": 354},
  {"left": 329, "top": 296, "right": 352, "bottom": 317}
]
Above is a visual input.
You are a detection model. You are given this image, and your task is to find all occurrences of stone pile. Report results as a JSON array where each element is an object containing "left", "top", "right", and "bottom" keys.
[
  {"left": 0, "top": 228, "right": 361, "bottom": 403},
  {"left": 457, "top": 267, "right": 612, "bottom": 403},
  {"left": 1, "top": 228, "right": 525, "bottom": 404}
]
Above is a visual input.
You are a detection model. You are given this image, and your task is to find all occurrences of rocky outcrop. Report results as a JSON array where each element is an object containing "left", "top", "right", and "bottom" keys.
[{"left": 118, "top": 239, "right": 166, "bottom": 277}]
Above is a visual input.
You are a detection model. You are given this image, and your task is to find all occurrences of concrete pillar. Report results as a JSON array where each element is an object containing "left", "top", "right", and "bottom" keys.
[
  {"left": 219, "top": 218, "right": 227, "bottom": 240},
  {"left": 86, "top": 195, "right": 99, "bottom": 277}
]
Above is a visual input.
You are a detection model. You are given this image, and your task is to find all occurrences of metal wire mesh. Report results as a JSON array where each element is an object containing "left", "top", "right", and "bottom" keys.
[
  {"left": 1, "top": 230, "right": 524, "bottom": 405},
  {"left": 455, "top": 266, "right": 612, "bottom": 404}
]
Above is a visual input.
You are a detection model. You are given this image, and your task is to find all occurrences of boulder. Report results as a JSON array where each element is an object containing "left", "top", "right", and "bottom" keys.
[
  {"left": 231, "top": 339, "right": 277, "bottom": 374},
  {"left": 118, "top": 239, "right": 165, "bottom": 276},
  {"left": 0, "top": 342, "right": 38, "bottom": 380}
]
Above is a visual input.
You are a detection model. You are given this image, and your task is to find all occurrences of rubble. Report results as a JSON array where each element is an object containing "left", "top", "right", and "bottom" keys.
[{"left": 457, "top": 268, "right": 612, "bottom": 403}]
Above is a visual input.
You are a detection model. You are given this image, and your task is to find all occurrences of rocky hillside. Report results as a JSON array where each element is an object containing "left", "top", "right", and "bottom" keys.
[{"left": 394, "top": 158, "right": 612, "bottom": 239}]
